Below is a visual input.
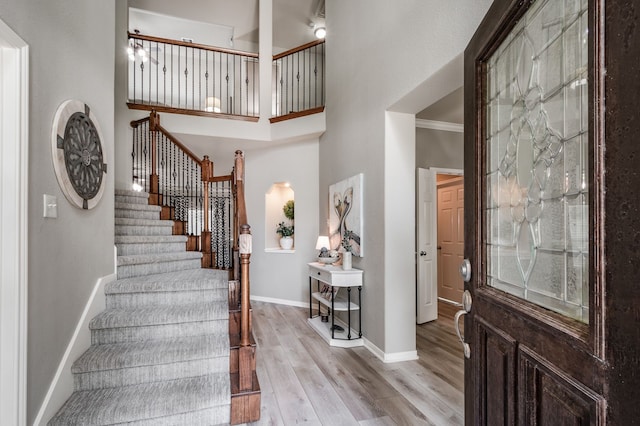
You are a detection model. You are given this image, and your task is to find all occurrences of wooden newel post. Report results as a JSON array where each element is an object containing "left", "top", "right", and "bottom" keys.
[
  {"left": 239, "top": 224, "right": 252, "bottom": 347},
  {"left": 201, "top": 155, "right": 213, "bottom": 267},
  {"left": 238, "top": 224, "right": 253, "bottom": 393}
]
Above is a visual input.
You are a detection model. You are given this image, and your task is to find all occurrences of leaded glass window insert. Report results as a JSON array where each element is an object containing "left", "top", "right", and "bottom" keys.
[{"left": 485, "top": 0, "right": 589, "bottom": 322}]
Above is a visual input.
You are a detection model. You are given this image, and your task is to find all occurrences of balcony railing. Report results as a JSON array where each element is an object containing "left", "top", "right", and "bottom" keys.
[
  {"left": 127, "top": 32, "right": 259, "bottom": 121},
  {"left": 271, "top": 39, "right": 325, "bottom": 122},
  {"left": 127, "top": 32, "right": 325, "bottom": 123}
]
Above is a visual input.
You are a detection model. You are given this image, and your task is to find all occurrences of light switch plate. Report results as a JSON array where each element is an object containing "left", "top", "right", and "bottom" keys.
[{"left": 43, "top": 194, "right": 58, "bottom": 218}]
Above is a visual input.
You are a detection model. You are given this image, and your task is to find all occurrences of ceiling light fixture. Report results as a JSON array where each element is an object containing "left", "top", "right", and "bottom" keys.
[
  {"left": 314, "top": 26, "right": 326, "bottom": 39},
  {"left": 127, "top": 40, "right": 148, "bottom": 62}
]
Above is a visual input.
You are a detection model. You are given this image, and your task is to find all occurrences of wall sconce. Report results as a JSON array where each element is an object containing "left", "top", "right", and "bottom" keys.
[{"left": 314, "top": 26, "right": 326, "bottom": 39}]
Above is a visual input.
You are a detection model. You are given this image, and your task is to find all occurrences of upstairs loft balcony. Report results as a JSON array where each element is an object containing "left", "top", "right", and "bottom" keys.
[{"left": 127, "top": 32, "right": 325, "bottom": 124}]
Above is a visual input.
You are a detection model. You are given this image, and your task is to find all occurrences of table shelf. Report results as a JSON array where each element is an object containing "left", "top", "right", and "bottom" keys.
[
  {"left": 311, "top": 292, "right": 360, "bottom": 311},
  {"left": 308, "top": 262, "right": 363, "bottom": 347}
]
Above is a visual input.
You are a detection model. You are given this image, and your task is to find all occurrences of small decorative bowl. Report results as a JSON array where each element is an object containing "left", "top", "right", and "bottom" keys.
[{"left": 317, "top": 256, "right": 338, "bottom": 264}]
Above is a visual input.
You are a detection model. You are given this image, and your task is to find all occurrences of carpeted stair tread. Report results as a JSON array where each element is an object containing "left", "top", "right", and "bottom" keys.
[
  {"left": 114, "top": 235, "right": 188, "bottom": 244},
  {"left": 115, "top": 217, "right": 174, "bottom": 227},
  {"left": 117, "top": 251, "right": 202, "bottom": 266},
  {"left": 115, "top": 202, "right": 162, "bottom": 212},
  {"left": 115, "top": 189, "right": 149, "bottom": 198},
  {"left": 107, "top": 270, "right": 229, "bottom": 294},
  {"left": 72, "top": 334, "right": 229, "bottom": 374},
  {"left": 47, "top": 373, "right": 230, "bottom": 426},
  {"left": 89, "top": 302, "right": 228, "bottom": 329}
]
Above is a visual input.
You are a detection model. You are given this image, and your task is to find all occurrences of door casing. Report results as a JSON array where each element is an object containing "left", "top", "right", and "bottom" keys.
[{"left": 0, "top": 18, "right": 29, "bottom": 426}]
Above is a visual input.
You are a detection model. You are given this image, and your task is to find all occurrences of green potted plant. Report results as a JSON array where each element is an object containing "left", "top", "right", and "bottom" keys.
[
  {"left": 277, "top": 199, "right": 294, "bottom": 249},
  {"left": 283, "top": 199, "right": 294, "bottom": 221},
  {"left": 276, "top": 222, "right": 294, "bottom": 249}
]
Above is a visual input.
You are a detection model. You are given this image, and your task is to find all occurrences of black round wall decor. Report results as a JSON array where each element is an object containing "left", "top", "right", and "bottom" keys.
[{"left": 51, "top": 100, "right": 107, "bottom": 209}]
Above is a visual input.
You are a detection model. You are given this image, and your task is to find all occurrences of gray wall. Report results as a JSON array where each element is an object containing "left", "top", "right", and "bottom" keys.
[
  {"left": 0, "top": 1, "right": 115, "bottom": 422},
  {"left": 322, "top": 0, "right": 491, "bottom": 354},
  {"left": 416, "top": 128, "right": 464, "bottom": 170},
  {"left": 246, "top": 140, "right": 320, "bottom": 304}
]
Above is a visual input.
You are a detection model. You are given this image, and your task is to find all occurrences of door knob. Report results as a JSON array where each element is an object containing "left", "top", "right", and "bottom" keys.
[
  {"left": 419, "top": 251, "right": 427, "bottom": 256},
  {"left": 454, "top": 290, "right": 472, "bottom": 359},
  {"left": 459, "top": 258, "right": 471, "bottom": 282}
]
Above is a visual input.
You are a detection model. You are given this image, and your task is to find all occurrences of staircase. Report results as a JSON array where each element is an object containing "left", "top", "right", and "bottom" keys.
[{"left": 48, "top": 190, "right": 232, "bottom": 425}]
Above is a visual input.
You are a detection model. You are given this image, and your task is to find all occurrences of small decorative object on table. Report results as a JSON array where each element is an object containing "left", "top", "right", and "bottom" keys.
[
  {"left": 316, "top": 235, "right": 338, "bottom": 264},
  {"left": 317, "top": 248, "right": 339, "bottom": 264},
  {"left": 341, "top": 234, "right": 353, "bottom": 270}
]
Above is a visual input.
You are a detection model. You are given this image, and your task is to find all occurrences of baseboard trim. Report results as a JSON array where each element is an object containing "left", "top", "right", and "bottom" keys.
[
  {"left": 32, "top": 271, "right": 116, "bottom": 425},
  {"left": 250, "top": 295, "right": 308, "bottom": 309},
  {"left": 364, "top": 338, "right": 419, "bottom": 363}
]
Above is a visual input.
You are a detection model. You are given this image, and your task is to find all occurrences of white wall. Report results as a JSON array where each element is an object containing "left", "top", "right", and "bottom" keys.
[
  {"left": 322, "top": 0, "right": 492, "bottom": 356},
  {"left": 245, "top": 139, "right": 319, "bottom": 305},
  {"left": 0, "top": 0, "right": 115, "bottom": 422}
]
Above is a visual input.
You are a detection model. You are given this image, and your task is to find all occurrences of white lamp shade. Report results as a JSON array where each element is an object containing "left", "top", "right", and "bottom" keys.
[
  {"left": 315, "top": 236, "right": 330, "bottom": 250},
  {"left": 206, "top": 96, "right": 221, "bottom": 113}
]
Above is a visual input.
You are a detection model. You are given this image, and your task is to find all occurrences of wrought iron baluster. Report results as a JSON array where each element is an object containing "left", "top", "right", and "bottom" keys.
[
  {"left": 163, "top": 42, "right": 167, "bottom": 106},
  {"left": 143, "top": 123, "right": 148, "bottom": 192},
  {"left": 170, "top": 44, "right": 174, "bottom": 107}
]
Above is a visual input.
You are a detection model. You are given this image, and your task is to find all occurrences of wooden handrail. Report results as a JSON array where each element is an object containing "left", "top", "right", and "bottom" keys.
[
  {"left": 128, "top": 32, "right": 259, "bottom": 58},
  {"left": 155, "top": 124, "right": 202, "bottom": 165},
  {"left": 127, "top": 103, "right": 261, "bottom": 123},
  {"left": 210, "top": 174, "right": 233, "bottom": 183},
  {"left": 130, "top": 116, "right": 150, "bottom": 128},
  {"left": 273, "top": 39, "right": 325, "bottom": 60}
]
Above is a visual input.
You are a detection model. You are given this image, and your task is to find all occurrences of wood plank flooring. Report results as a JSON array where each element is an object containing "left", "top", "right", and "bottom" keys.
[{"left": 244, "top": 300, "right": 464, "bottom": 425}]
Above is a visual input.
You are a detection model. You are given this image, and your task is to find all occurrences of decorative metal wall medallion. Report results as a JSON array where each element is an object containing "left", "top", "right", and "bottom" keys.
[{"left": 51, "top": 100, "right": 107, "bottom": 209}]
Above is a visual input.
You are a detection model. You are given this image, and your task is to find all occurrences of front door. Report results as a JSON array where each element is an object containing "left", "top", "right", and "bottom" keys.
[{"left": 463, "top": 0, "right": 639, "bottom": 424}]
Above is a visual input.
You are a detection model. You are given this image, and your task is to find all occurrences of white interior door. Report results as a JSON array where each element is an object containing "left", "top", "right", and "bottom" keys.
[{"left": 416, "top": 168, "right": 437, "bottom": 323}]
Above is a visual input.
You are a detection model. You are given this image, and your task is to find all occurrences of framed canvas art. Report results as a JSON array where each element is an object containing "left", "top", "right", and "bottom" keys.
[{"left": 329, "top": 173, "right": 363, "bottom": 257}]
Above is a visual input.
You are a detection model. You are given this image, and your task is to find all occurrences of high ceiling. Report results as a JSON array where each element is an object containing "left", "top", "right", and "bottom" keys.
[{"left": 127, "top": 0, "right": 324, "bottom": 52}]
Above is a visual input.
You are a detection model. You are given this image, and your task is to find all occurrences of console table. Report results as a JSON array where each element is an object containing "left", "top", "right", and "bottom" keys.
[{"left": 307, "top": 262, "right": 363, "bottom": 348}]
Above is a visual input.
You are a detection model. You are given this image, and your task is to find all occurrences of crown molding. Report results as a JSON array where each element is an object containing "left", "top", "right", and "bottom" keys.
[{"left": 415, "top": 118, "right": 464, "bottom": 133}]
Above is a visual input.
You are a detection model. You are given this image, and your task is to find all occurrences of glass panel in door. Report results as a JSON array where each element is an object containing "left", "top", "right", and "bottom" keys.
[{"left": 484, "top": 0, "right": 589, "bottom": 322}]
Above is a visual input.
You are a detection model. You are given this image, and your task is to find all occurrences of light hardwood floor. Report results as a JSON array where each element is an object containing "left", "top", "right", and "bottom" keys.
[{"left": 245, "top": 300, "right": 464, "bottom": 425}]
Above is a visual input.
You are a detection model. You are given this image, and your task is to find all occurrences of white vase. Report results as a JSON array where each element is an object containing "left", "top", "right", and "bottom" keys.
[
  {"left": 342, "top": 251, "right": 352, "bottom": 270},
  {"left": 279, "top": 236, "right": 293, "bottom": 250}
]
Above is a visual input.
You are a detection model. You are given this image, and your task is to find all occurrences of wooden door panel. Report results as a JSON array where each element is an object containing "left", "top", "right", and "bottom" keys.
[
  {"left": 519, "top": 347, "right": 604, "bottom": 426},
  {"left": 439, "top": 207, "right": 453, "bottom": 242},
  {"left": 438, "top": 181, "right": 465, "bottom": 302},
  {"left": 476, "top": 319, "right": 516, "bottom": 426}
]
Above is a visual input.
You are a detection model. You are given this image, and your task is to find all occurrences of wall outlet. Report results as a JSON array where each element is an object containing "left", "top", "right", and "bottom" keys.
[{"left": 43, "top": 194, "right": 57, "bottom": 218}]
